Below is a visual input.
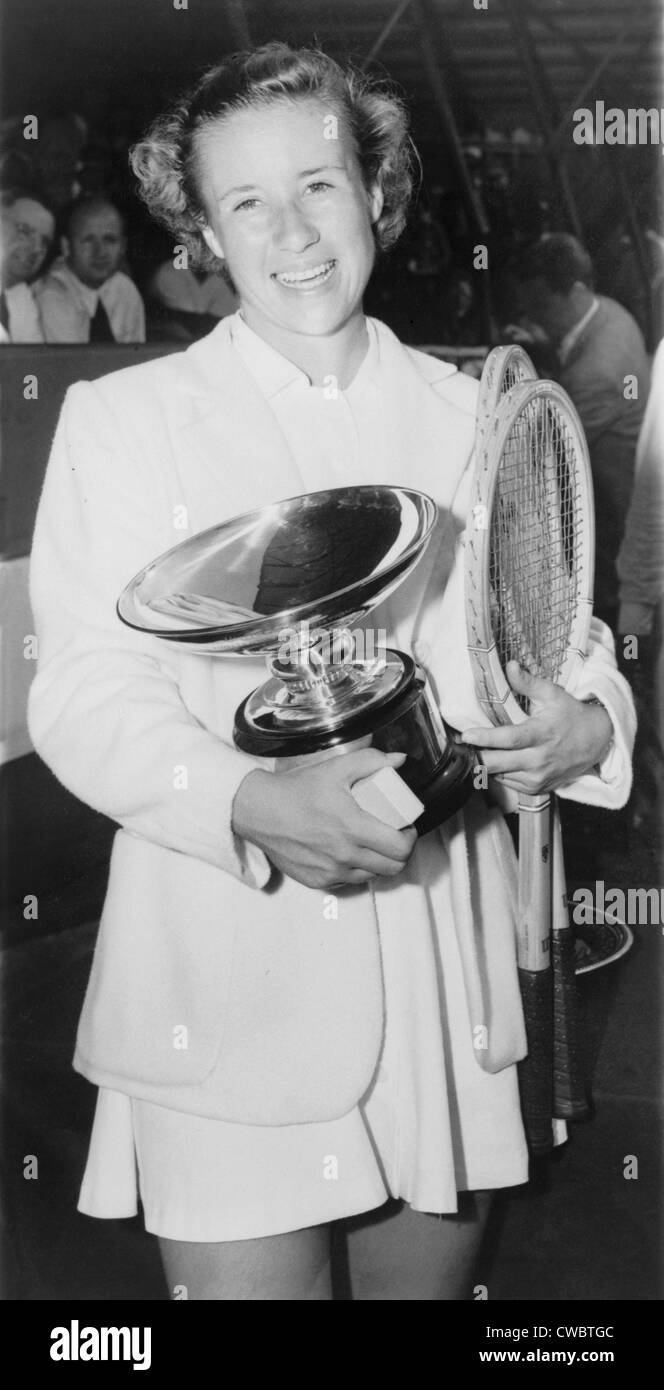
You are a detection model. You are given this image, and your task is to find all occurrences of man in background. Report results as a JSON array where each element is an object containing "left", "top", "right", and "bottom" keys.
[
  {"left": 514, "top": 234, "right": 650, "bottom": 631},
  {"left": 0, "top": 189, "right": 55, "bottom": 342},
  {"left": 36, "top": 196, "right": 145, "bottom": 343}
]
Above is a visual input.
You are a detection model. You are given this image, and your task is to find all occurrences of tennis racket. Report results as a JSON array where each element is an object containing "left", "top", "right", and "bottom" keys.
[
  {"left": 465, "top": 375, "right": 595, "bottom": 1154},
  {"left": 475, "top": 346, "right": 589, "bottom": 1127},
  {"left": 475, "top": 344, "right": 538, "bottom": 451}
]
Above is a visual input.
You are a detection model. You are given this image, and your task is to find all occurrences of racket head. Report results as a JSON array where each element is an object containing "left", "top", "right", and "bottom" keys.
[
  {"left": 465, "top": 378, "right": 595, "bottom": 727},
  {"left": 476, "top": 345, "right": 538, "bottom": 454}
]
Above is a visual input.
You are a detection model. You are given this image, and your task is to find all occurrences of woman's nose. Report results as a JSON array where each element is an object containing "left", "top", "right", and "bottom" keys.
[{"left": 274, "top": 202, "right": 319, "bottom": 252}]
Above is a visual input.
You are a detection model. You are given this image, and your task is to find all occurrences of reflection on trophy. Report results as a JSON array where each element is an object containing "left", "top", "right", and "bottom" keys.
[{"left": 118, "top": 486, "right": 475, "bottom": 833}]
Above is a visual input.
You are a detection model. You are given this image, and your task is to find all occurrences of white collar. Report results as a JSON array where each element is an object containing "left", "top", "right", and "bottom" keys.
[
  {"left": 229, "top": 311, "right": 381, "bottom": 399},
  {"left": 558, "top": 296, "right": 600, "bottom": 365},
  {"left": 50, "top": 258, "right": 113, "bottom": 313}
]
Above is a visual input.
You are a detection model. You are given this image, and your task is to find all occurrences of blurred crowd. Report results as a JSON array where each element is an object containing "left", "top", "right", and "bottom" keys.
[{"left": 0, "top": 110, "right": 239, "bottom": 346}]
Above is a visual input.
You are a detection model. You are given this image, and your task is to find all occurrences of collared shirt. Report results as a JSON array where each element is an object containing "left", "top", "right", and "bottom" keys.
[
  {"left": 230, "top": 312, "right": 386, "bottom": 495},
  {"left": 35, "top": 258, "right": 146, "bottom": 343},
  {"left": 557, "top": 295, "right": 599, "bottom": 366},
  {"left": 0, "top": 281, "right": 44, "bottom": 343}
]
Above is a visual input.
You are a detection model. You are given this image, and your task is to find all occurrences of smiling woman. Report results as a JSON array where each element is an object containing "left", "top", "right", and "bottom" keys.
[
  {"left": 26, "top": 39, "right": 636, "bottom": 1302},
  {"left": 130, "top": 45, "right": 414, "bottom": 386}
]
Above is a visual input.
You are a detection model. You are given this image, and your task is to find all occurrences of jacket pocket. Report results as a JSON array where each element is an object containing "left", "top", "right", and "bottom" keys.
[
  {"left": 74, "top": 831, "right": 386, "bottom": 1123},
  {"left": 75, "top": 830, "right": 240, "bottom": 1085}
]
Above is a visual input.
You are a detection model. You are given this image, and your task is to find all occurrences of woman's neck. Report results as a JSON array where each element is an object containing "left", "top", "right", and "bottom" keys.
[{"left": 240, "top": 308, "right": 370, "bottom": 390}]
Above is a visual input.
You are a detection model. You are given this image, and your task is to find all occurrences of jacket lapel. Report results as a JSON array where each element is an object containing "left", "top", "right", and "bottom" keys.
[
  {"left": 375, "top": 322, "right": 476, "bottom": 510},
  {"left": 371, "top": 323, "right": 476, "bottom": 650},
  {"left": 167, "top": 320, "right": 308, "bottom": 532}
]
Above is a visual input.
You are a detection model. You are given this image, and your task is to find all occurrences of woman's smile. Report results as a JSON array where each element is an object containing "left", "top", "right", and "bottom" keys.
[{"left": 273, "top": 258, "right": 337, "bottom": 289}]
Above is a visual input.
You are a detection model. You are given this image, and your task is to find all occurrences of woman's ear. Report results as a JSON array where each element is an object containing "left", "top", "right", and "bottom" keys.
[
  {"left": 201, "top": 224, "right": 225, "bottom": 261},
  {"left": 368, "top": 183, "right": 384, "bottom": 227}
]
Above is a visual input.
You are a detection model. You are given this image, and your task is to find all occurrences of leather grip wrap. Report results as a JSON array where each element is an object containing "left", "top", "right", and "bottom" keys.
[
  {"left": 552, "top": 926, "right": 590, "bottom": 1120},
  {"left": 517, "top": 965, "right": 554, "bottom": 1157}
]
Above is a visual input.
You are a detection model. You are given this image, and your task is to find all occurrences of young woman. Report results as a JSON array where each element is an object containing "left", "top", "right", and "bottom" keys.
[{"left": 28, "top": 43, "right": 635, "bottom": 1301}]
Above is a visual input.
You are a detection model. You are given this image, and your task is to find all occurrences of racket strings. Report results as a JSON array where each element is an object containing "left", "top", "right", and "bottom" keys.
[
  {"left": 489, "top": 399, "right": 585, "bottom": 709},
  {"left": 503, "top": 359, "right": 532, "bottom": 392}
]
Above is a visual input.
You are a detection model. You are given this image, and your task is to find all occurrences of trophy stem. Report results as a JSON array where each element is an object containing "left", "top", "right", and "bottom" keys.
[{"left": 266, "top": 626, "right": 385, "bottom": 709}]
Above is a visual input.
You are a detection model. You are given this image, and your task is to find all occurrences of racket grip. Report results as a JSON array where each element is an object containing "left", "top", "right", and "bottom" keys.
[
  {"left": 517, "top": 966, "right": 554, "bottom": 1157},
  {"left": 551, "top": 805, "right": 590, "bottom": 1121},
  {"left": 552, "top": 927, "right": 590, "bottom": 1120}
]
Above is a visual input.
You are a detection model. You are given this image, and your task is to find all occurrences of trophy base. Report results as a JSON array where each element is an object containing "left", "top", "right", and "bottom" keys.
[
  {"left": 234, "top": 652, "right": 476, "bottom": 834},
  {"left": 406, "top": 739, "right": 476, "bottom": 835}
]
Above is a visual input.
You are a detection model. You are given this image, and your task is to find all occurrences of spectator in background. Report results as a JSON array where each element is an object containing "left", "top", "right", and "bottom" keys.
[
  {"left": 514, "top": 234, "right": 650, "bottom": 630},
  {"left": 147, "top": 257, "right": 238, "bottom": 340},
  {"left": 36, "top": 196, "right": 145, "bottom": 343},
  {"left": 595, "top": 218, "right": 664, "bottom": 349},
  {"left": 439, "top": 270, "right": 482, "bottom": 347},
  {"left": 0, "top": 188, "right": 55, "bottom": 342},
  {"left": 149, "top": 259, "right": 238, "bottom": 319}
]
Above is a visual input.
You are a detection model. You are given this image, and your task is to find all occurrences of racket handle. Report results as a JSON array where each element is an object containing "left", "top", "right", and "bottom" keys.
[
  {"left": 517, "top": 966, "right": 554, "bottom": 1156},
  {"left": 517, "top": 795, "right": 553, "bottom": 1156},
  {"left": 551, "top": 804, "right": 590, "bottom": 1121}
]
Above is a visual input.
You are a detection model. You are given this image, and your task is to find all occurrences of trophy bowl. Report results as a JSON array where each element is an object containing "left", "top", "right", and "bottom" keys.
[{"left": 118, "top": 485, "right": 475, "bottom": 834}]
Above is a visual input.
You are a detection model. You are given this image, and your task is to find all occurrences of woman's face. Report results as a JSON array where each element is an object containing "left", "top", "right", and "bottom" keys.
[{"left": 197, "top": 98, "right": 383, "bottom": 347}]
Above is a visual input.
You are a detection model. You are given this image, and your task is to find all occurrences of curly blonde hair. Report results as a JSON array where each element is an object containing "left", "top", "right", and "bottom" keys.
[{"left": 130, "top": 42, "right": 416, "bottom": 273}]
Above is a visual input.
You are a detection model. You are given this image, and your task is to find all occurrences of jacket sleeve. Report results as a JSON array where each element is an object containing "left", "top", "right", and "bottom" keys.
[
  {"left": 555, "top": 615, "right": 636, "bottom": 809},
  {"left": 28, "top": 379, "right": 271, "bottom": 888}
]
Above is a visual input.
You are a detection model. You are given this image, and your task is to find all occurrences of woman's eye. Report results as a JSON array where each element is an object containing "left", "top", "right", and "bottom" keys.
[
  {"left": 235, "top": 197, "right": 262, "bottom": 212},
  {"left": 306, "top": 181, "right": 333, "bottom": 194}
]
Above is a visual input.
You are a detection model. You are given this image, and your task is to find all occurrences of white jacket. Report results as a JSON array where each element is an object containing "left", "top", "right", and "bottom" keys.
[{"left": 28, "top": 316, "right": 636, "bottom": 1125}]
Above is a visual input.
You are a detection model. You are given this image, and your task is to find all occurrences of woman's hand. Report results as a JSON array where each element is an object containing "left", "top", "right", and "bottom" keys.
[
  {"left": 460, "top": 661, "right": 613, "bottom": 796},
  {"left": 232, "top": 750, "right": 418, "bottom": 890}
]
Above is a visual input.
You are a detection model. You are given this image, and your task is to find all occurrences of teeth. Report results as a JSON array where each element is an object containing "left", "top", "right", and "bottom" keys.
[{"left": 276, "top": 260, "right": 334, "bottom": 285}]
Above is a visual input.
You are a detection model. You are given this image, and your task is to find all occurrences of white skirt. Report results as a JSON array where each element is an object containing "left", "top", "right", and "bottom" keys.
[{"left": 78, "top": 836, "right": 535, "bottom": 1242}]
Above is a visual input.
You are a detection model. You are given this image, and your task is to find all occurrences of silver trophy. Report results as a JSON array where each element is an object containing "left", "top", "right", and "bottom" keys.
[{"left": 118, "top": 486, "right": 474, "bottom": 832}]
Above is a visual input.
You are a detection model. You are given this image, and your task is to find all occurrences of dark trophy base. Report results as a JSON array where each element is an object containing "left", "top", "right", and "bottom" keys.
[
  {"left": 234, "top": 652, "right": 476, "bottom": 835},
  {"left": 404, "top": 738, "right": 476, "bottom": 836}
]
